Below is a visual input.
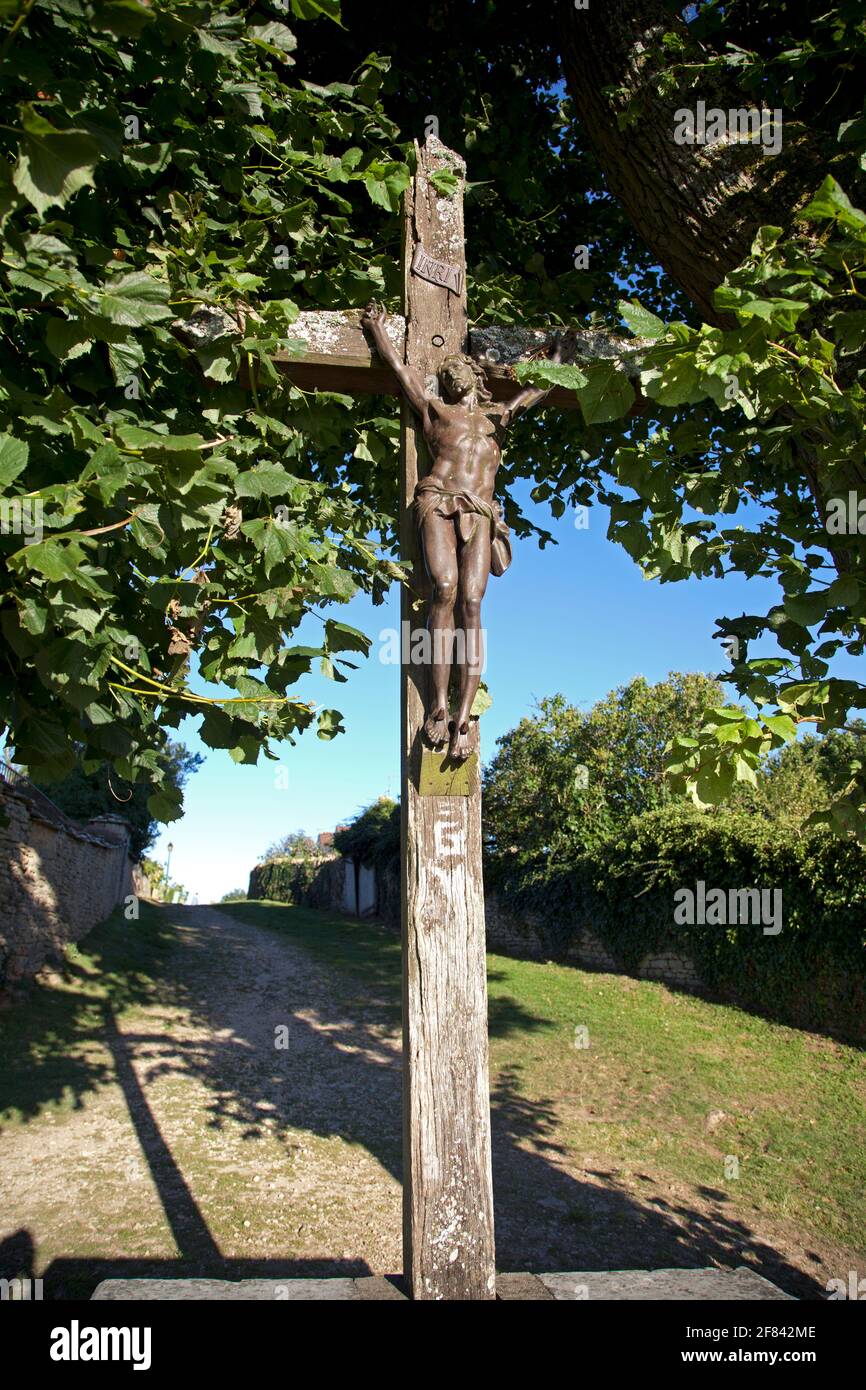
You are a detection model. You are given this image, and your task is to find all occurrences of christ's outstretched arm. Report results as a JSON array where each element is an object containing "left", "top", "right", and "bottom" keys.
[
  {"left": 498, "top": 333, "right": 567, "bottom": 427},
  {"left": 361, "top": 302, "right": 429, "bottom": 416}
]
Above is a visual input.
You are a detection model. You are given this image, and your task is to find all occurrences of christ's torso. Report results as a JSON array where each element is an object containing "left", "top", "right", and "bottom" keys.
[{"left": 423, "top": 398, "right": 502, "bottom": 498}]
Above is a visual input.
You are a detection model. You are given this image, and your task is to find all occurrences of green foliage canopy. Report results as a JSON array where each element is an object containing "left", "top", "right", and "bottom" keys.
[
  {"left": 260, "top": 827, "right": 318, "bottom": 861},
  {"left": 32, "top": 738, "right": 201, "bottom": 858},
  {"left": 0, "top": 0, "right": 410, "bottom": 822},
  {"left": 332, "top": 794, "right": 398, "bottom": 868},
  {"left": 513, "top": 3, "right": 866, "bottom": 838},
  {"left": 482, "top": 672, "right": 725, "bottom": 871},
  {"left": 3, "top": 0, "right": 866, "bottom": 842},
  {"left": 526, "top": 802, "right": 866, "bottom": 1044}
]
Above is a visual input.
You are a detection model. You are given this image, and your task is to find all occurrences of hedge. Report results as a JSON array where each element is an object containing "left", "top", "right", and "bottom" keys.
[
  {"left": 248, "top": 856, "right": 330, "bottom": 907},
  {"left": 493, "top": 804, "right": 866, "bottom": 1043}
]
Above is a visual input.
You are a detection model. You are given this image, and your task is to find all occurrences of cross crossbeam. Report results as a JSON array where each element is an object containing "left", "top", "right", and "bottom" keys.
[{"left": 178, "top": 308, "right": 649, "bottom": 409}]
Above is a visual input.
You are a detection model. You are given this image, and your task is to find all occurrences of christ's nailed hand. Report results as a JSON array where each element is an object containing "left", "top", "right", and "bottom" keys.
[{"left": 362, "top": 301, "right": 387, "bottom": 330}]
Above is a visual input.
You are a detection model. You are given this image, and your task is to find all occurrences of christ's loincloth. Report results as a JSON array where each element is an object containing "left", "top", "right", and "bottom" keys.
[{"left": 414, "top": 478, "right": 512, "bottom": 576}]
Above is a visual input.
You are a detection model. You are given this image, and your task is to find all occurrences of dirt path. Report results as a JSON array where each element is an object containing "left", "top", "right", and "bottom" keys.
[
  {"left": 0, "top": 906, "right": 404, "bottom": 1294},
  {"left": 0, "top": 905, "right": 857, "bottom": 1298}
]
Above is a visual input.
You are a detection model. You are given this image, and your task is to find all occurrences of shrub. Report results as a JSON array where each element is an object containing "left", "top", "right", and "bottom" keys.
[
  {"left": 333, "top": 797, "right": 399, "bottom": 870},
  {"left": 248, "top": 857, "right": 320, "bottom": 903}
]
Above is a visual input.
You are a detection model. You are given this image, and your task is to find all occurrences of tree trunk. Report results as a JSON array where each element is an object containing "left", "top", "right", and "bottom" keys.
[{"left": 555, "top": 0, "right": 826, "bottom": 323}]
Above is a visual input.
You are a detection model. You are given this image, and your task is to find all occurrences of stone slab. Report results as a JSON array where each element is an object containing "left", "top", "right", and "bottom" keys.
[
  {"left": 92, "top": 1266, "right": 794, "bottom": 1301},
  {"left": 496, "top": 1273, "right": 556, "bottom": 1300},
  {"left": 539, "top": 1267, "right": 794, "bottom": 1301},
  {"left": 354, "top": 1276, "right": 408, "bottom": 1301},
  {"left": 91, "top": 1278, "right": 361, "bottom": 1301}
]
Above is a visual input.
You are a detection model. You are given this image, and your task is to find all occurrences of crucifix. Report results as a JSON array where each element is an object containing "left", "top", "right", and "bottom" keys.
[
  {"left": 185, "top": 134, "right": 644, "bottom": 1299},
  {"left": 359, "top": 301, "right": 563, "bottom": 762}
]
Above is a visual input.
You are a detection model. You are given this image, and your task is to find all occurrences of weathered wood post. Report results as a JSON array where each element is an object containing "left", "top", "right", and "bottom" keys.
[{"left": 399, "top": 137, "right": 496, "bottom": 1300}]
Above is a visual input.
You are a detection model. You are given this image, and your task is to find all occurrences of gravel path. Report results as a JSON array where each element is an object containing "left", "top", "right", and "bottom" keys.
[{"left": 0, "top": 906, "right": 404, "bottom": 1294}]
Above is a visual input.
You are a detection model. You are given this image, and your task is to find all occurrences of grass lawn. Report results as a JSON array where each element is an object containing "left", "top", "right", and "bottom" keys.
[{"left": 227, "top": 900, "right": 866, "bottom": 1256}]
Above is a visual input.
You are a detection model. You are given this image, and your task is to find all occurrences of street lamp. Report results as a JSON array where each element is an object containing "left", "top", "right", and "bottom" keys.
[{"left": 165, "top": 841, "right": 174, "bottom": 898}]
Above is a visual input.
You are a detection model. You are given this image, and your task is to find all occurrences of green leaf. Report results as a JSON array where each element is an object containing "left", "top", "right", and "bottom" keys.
[
  {"left": 429, "top": 168, "right": 461, "bottom": 198},
  {"left": 707, "top": 706, "right": 746, "bottom": 722},
  {"left": 827, "top": 574, "right": 860, "bottom": 608},
  {"left": 147, "top": 787, "right": 183, "bottom": 823},
  {"left": 618, "top": 299, "right": 665, "bottom": 339},
  {"left": 197, "top": 345, "right": 238, "bottom": 382},
  {"left": 0, "top": 434, "right": 28, "bottom": 487},
  {"left": 324, "top": 618, "right": 371, "bottom": 655},
  {"left": 245, "top": 517, "right": 298, "bottom": 578},
  {"left": 235, "top": 463, "right": 293, "bottom": 499},
  {"left": 733, "top": 753, "right": 758, "bottom": 786},
  {"left": 97, "top": 271, "right": 172, "bottom": 326},
  {"left": 575, "top": 361, "right": 635, "bottom": 424},
  {"left": 364, "top": 162, "right": 411, "bottom": 212},
  {"left": 12, "top": 106, "right": 101, "bottom": 214},
  {"left": 107, "top": 335, "right": 145, "bottom": 385},
  {"left": 91, "top": 0, "right": 155, "bottom": 37},
  {"left": 247, "top": 21, "right": 298, "bottom": 53},
  {"left": 801, "top": 176, "right": 866, "bottom": 231},
  {"left": 116, "top": 425, "right": 206, "bottom": 453},
  {"left": 838, "top": 116, "right": 866, "bottom": 147},
  {"left": 229, "top": 737, "right": 262, "bottom": 765},
  {"left": 642, "top": 354, "right": 703, "bottom": 407},
  {"left": 470, "top": 681, "right": 492, "bottom": 717},
  {"left": 784, "top": 590, "right": 829, "bottom": 626},
  {"left": 123, "top": 142, "right": 172, "bottom": 180},
  {"left": 46, "top": 317, "right": 93, "bottom": 362},
  {"left": 290, "top": 0, "right": 342, "bottom": 19},
  {"left": 691, "top": 759, "right": 734, "bottom": 807},
  {"left": 762, "top": 714, "right": 797, "bottom": 741},
  {"left": 17, "top": 538, "right": 88, "bottom": 583},
  {"left": 514, "top": 360, "right": 589, "bottom": 392},
  {"left": 317, "top": 708, "right": 345, "bottom": 740}
]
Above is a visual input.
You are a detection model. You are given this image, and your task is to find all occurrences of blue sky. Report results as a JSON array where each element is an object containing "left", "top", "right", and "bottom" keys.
[{"left": 152, "top": 480, "right": 794, "bottom": 903}]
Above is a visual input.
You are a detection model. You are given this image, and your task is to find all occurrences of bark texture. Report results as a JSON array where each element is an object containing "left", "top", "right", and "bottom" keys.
[{"left": 556, "top": 0, "right": 826, "bottom": 322}]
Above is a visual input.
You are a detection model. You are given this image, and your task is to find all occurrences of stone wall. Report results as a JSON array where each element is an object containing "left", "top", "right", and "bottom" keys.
[
  {"left": 0, "top": 785, "right": 135, "bottom": 986},
  {"left": 485, "top": 890, "right": 702, "bottom": 992},
  {"left": 248, "top": 854, "right": 345, "bottom": 912},
  {"left": 251, "top": 853, "right": 401, "bottom": 925},
  {"left": 249, "top": 854, "right": 702, "bottom": 995}
]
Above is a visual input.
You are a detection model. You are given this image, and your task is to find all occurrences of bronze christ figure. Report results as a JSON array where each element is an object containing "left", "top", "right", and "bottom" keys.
[{"left": 362, "top": 303, "right": 561, "bottom": 761}]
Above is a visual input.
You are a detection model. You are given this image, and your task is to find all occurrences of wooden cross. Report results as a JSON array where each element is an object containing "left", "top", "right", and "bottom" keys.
[{"left": 187, "top": 135, "right": 644, "bottom": 1300}]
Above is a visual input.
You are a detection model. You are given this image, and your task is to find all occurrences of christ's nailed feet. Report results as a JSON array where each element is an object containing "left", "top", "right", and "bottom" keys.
[
  {"left": 449, "top": 720, "right": 472, "bottom": 761},
  {"left": 424, "top": 708, "right": 449, "bottom": 747}
]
